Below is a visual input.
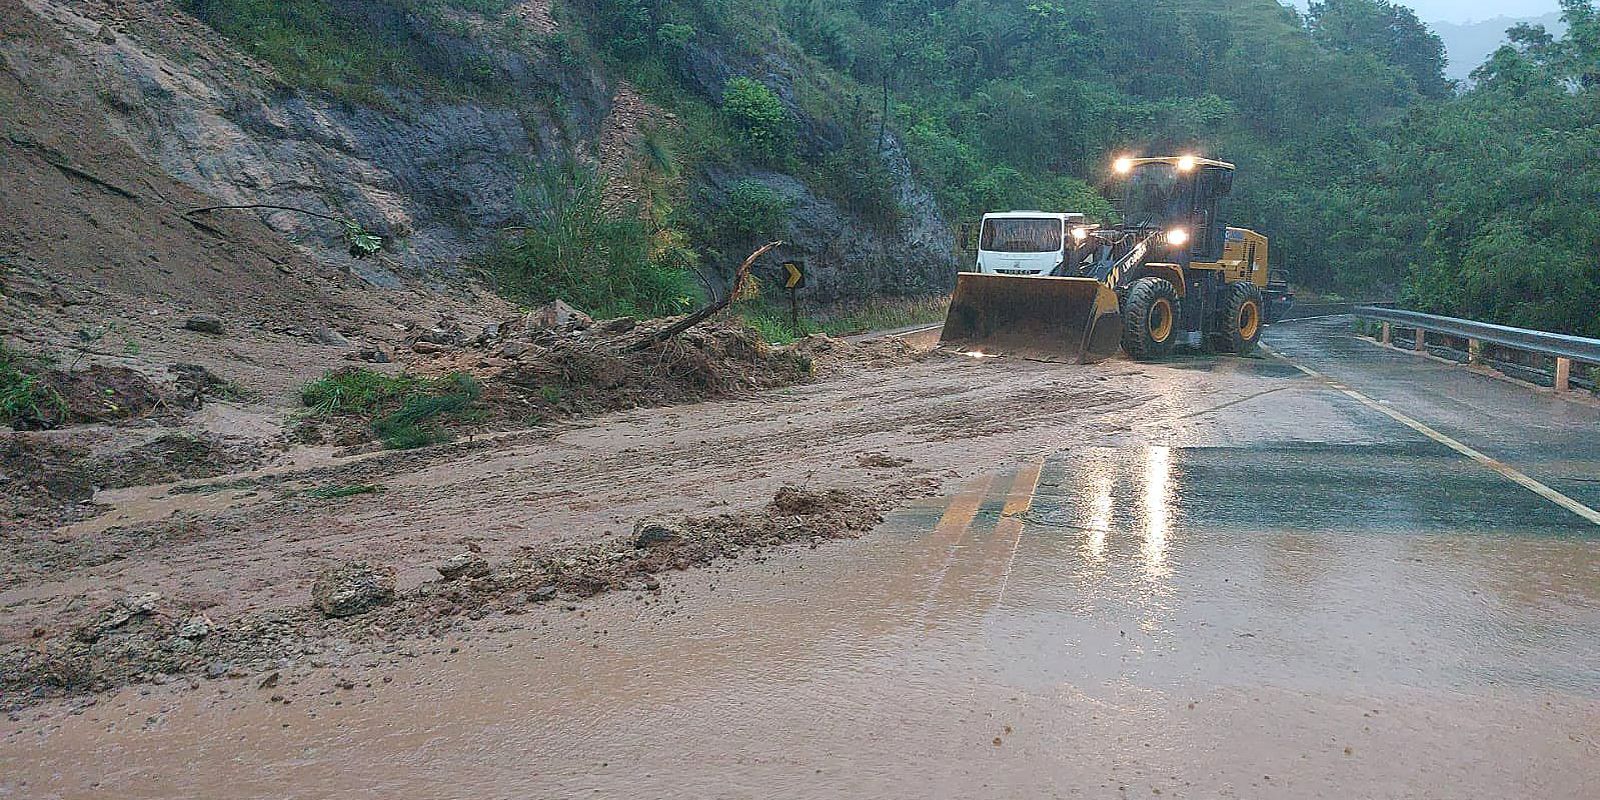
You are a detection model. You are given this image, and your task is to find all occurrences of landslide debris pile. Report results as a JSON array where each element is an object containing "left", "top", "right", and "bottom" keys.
[
  {"left": 0, "top": 484, "right": 917, "bottom": 706},
  {"left": 301, "top": 305, "right": 818, "bottom": 448}
]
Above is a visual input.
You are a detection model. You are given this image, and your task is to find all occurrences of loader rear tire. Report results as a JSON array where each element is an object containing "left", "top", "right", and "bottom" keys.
[
  {"left": 1121, "top": 277, "right": 1180, "bottom": 360},
  {"left": 1213, "top": 282, "right": 1265, "bottom": 354}
]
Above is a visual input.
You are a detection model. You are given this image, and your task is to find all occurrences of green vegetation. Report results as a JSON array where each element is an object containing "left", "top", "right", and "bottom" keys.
[
  {"left": 719, "top": 180, "right": 790, "bottom": 243},
  {"left": 738, "top": 295, "right": 949, "bottom": 344},
  {"left": 0, "top": 343, "right": 65, "bottom": 430},
  {"left": 371, "top": 373, "right": 483, "bottom": 449},
  {"left": 721, "top": 77, "right": 793, "bottom": 164},
  {"left": 184, "top": 0, "right": 1600, "bottom": 337},
  {"left": 301, "top": 368, "right": 420, "bottom": 416},
  {"left": 303, "top": 483, "right": 385, "bottom": 500},
  {"left": 1328, "top": 1, "right": 1600, "bottom": 336},
  {"left": 301, "top": 368, "right": 483, "bottom": 449},
  {"left": 479, "top": 159, "right": 698, "bottom": 318},
  {"left": 179, "top": 0, "right": 518, "bottom": 102}
]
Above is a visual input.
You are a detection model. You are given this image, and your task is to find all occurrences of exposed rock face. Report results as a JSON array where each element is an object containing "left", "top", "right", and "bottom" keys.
[
  {"left": 16, "top": 0, "right": 608, "bottom": 281},
  {"left": 9, "top": 0, "right": 954, "bottom": 299},
  {"left": 703, "top": 158, "right": 956, "bottom": 302}
]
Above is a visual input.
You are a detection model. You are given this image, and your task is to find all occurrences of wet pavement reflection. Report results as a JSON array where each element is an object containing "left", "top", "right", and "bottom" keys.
[{"left": 8, "top": 439, "right": 1598, "bottom": 799}]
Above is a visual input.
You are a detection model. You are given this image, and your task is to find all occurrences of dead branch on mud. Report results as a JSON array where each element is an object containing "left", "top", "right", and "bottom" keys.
[{"left": 625, "top": 241, "right": 781, "bottom": 353}]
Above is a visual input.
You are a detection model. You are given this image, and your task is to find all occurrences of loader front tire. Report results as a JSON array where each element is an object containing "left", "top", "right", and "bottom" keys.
[
  {"left": 1121, "top": 277, "right": 1180, "bottom": 360},
  {"left": 1213, "top": 282, "right": 1265, "bottom": 355}
]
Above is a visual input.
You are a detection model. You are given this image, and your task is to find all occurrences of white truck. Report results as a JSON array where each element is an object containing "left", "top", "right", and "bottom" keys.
[{"left": 973, "top": 211, "right": 1091, "bottom": 277}]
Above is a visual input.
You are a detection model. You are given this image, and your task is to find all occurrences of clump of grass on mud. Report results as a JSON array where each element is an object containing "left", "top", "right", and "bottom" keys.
[
  {"left": 302, "top": 483, "right": 384, "bottom": 500},
  {"left": 0, "top": 343, "right": 66, "bottom": 430},
  {"left": 301, "top": 369, "right": 483, "bottom": 449}
]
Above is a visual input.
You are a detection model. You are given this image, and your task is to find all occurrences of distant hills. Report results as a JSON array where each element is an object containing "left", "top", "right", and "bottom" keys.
[{"left": 1430, "top": 13, "right": 1566, "bottom": 80}]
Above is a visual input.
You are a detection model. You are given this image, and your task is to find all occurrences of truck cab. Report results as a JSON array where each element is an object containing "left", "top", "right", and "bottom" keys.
[{"left": 974, "top": 212, "right": 1089, "bottom": 277}]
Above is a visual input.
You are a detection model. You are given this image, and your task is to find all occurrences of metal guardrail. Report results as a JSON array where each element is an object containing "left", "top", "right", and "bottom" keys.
[{"left": 1353, "top": 306, "right": 1600, "bottom": 393}]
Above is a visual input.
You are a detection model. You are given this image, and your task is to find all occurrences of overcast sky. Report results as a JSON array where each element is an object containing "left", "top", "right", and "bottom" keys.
[{"left": 1288, "top": 0, "right": 1562, "bottom": 24}]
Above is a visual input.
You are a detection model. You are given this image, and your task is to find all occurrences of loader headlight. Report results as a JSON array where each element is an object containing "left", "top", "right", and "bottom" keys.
[
  {"left": 1177, "top": 154, "right": 1198, "bottom": 171},
  {"left": 1072, "top": 226, "right": 1092, "bottom": 243},
  {"left": 1113, "top": 157, "right": 1134, "bottom": 175},
  {"left": 1164, "top": 228, "right": 1190, "bottom": 247}
]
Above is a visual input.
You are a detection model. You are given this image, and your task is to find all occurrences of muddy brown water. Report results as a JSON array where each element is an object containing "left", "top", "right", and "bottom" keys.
[{"left": 6, "top": 441, "right": 1598, "bottom": 799}]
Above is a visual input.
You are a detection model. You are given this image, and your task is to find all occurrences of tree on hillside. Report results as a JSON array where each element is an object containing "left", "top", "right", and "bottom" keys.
[{"left": 1306, "top": 0, "right": 1452, "bottom": 98}]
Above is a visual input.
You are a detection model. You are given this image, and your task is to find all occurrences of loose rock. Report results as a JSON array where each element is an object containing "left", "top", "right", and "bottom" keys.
[
  {"left": 633, "top": 518, "right": 687, "bottom": 548},
  {"left": 175, "top": 614, "right": 213, "bottom": 640},
  {"left": 311, "top": 327, "right": 351, "bottom": 347},
  {"left": 183, "top": 314, "right": 224, "bottom": 335},
  {"left": 437, "top": 552, "right": 491, "bottom": 581},
  {"left": 528, "top": 300, "right": 592, "bottom": 331},
  {"left": 310, "top": 561, "right": 397, "bottom": 618}
]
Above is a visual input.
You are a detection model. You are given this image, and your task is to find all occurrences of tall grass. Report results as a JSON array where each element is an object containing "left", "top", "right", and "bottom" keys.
[
  {"left": 479, "top": 159, "right": 699, "bottom": 319},
  {"left": 301, "top": 369, "right": 482, "bottom": 449}
]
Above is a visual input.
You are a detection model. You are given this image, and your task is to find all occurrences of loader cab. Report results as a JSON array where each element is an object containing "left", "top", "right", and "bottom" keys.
[
  {"left": 974, "top": 212, "right": 1089, "bottom": 277},
  {"left": 1112, "top": 156, "right": 1234, "bottom": 264}
]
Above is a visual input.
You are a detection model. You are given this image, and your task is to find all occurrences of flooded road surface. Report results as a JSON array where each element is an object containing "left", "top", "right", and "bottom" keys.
[{"left": 6, "top": 318, "right": 1600, "bottom": 798}]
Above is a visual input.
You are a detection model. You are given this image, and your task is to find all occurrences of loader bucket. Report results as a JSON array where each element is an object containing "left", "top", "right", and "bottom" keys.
[{"left": 939, "top": 273, "right": 1124, "bottom": 363}]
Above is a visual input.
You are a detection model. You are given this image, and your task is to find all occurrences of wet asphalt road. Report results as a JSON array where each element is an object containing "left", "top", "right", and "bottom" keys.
[{"left": 6, "top": 316, "right": 1599, "bottom": 799}]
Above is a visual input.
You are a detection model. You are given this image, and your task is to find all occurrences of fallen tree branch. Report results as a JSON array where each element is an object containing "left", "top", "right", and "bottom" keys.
[
  {"left": 5, "top": 134, "right": 141, "bottom": 200},
  {"left": 625, "top": 241, "right": 782, "bottom": 353}
]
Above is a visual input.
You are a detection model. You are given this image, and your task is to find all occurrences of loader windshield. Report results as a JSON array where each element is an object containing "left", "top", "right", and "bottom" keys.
[
  {"left": 979, "top": 218, "right": 1062, "bottom": 253},
  {"left": 1122, "top": 164, "right": 1191, "bottom": 228}
]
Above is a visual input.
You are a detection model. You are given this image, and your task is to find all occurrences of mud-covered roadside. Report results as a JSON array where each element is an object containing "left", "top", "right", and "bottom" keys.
[
  {"left": 0, "top": 326, "right": 929, "bottom": 708},
  {"left": 1, "top": 339, "right": 1163, "bottom": 713},
  {"left": 0, "top": 481, "right": 928, "bottom": 707}
]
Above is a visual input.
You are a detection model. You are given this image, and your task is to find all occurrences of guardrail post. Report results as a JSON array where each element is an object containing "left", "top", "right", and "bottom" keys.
[
  {"left": 1554, "top": 357, "right": 1571, "bottom": 392},
  {"left": 1415, "top": 328, "right": 1426, "bottom": 352},
  {"left": 1380, "top": 322, "right": 1391, "bottom": 345},
  {"left": 1468, "top": 339, "right": 1483, "bottom": 365}
]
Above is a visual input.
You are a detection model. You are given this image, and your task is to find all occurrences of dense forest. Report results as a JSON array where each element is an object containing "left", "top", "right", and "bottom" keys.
[{"left": 185, "top": 0, "right": 1600, "bottom": 336}]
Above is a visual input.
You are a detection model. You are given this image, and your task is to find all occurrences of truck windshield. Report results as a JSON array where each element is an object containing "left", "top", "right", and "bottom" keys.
[
  {"left": 1123, "top": 164, "right": 1190, "bottom": 228},
  {"left": 979, "top": 218, "right": 1062, "bottom": 253}
]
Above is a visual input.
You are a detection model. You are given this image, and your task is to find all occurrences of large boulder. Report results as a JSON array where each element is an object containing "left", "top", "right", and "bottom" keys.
[{"left": 311, "top": 561, "right": 397, "bottom": 618}]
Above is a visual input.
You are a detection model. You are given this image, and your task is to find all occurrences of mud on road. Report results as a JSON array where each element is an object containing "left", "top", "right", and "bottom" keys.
[{"left": 0, "top": 335, "right": 1221, "bottom": 706}]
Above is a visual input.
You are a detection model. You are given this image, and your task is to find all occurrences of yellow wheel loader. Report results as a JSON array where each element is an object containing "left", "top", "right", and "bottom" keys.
[{"left": 940, "top": 155, "right": 1286, "bottom": 362}]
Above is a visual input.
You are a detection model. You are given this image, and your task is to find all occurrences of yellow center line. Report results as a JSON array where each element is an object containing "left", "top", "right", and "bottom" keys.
[
  {"left": 913, "top": 474, "right": 996, "bottom": 622},
  {"left": 995, "top": 456, "right": 1047, "bottom": 604},
  {"left": 1265, "top": 345, "right": 1600, "bottom": 527}
]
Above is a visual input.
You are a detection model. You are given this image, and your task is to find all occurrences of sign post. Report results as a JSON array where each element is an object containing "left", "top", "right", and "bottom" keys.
[{"left": 781, "top": 261, "right": 806, "bottom": 334}]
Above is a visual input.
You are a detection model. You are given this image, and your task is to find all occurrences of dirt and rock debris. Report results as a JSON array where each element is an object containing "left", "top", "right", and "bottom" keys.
[{"left": 0, "top": 483, "right": 913, "bottom": 705}]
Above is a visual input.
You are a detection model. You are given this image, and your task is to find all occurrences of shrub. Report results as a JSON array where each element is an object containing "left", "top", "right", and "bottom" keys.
[
  {"left": 719, "top": 180, "right": 790, "bottom": 242},
  {"left": 301, "top": 370, "right": 483, "bottom": 449},
  {"left": 481, "top": 159, "right": 698, "bottom": 318},
  {"left": 721, "top": 77, "right": 791, "bottom": 163},
  {"left": 657, "top": 23, "right": 695, "bottom": 50},
  {"left": 815, "top": 96, "right": 901, "bottom": 230},
  {"left": 301, "top": 369, "right": 418, "bottom": 416},
  {"left": 0, "top": 344, "right": 66, "bottom": 430}
]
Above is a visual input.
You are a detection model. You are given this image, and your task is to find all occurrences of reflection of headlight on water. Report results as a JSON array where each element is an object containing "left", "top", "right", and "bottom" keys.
[
  {"left": 1143, "top": 445, "right": 1171, "bottom": 575},
  {"left": 1086, "top": 477, "right": 1113, "bottom": 560}
]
